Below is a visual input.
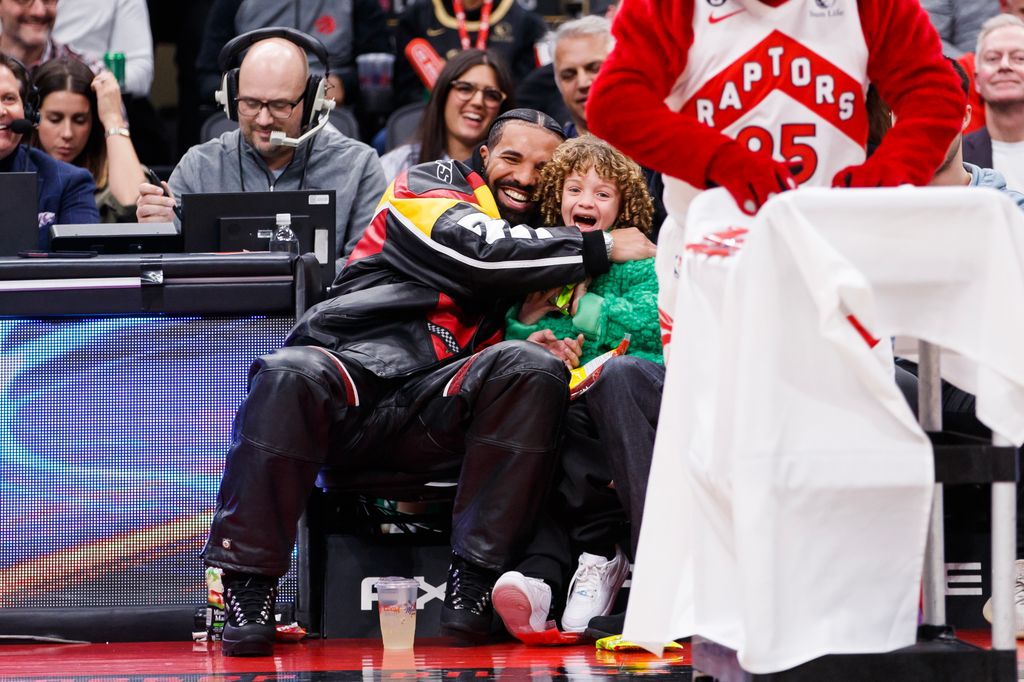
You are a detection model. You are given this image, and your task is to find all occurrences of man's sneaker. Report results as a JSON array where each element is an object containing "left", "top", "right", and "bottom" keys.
[
  {"left": 440, "top": 553, "right": 499, "bottom": 642},
  {"left": 492, "top": 571, "right": 553, "bottom": 639},
  {"left": 560, "top": 547, "right": 630, "bottom": 633},
  {"left": 221, "top": 573, "right": 278, "bottom": 656},
  {"left": 981, "top": 559, "right": 1024, "bottom": 638}
]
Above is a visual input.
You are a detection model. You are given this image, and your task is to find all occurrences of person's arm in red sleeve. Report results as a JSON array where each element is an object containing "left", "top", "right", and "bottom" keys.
[
  {"left": 833, "top": 0, "right": 966, "bottom": 188},
  {"left": 587, "top": 0, "right": 799, "bottom": 215}
]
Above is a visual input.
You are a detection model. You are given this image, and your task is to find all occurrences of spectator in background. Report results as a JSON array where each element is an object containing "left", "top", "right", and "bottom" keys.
[
  {"left": 964, "top": 14, "right": 1024, "bottom": 191},
  {"left": 0, "top": 53, "right": 98, "bottom": 244},
  {"left": 32, "top": 57, "right": 147, "bottom": 223},
  {"left": 195, "top": 0, "right": 391, "bottom": 107},
  {"left": 921, "top": 0, "right": 1000, "bottom": 57},
  {"left": 137, "top": 36, "right": 386, "bottom": 261},
  {"left": 552, "top": 16, "right": 612, "bottom": 138},
  {"left": 393, "top": 0, "right": 546, "bottom": 108},
  {"left": 934, "top": 57, "right": 1024, "bottom": 208},
  {"left": 51, "top": 0, "right": 154, "bottom": 97},
  {"left": 515, "top": 3, "right": 619, "bottom": 125},
  {"left": 0, "top": 0, "right": 78, "bottom": 69},
  {"left": 380, "top": 48, "right": 513, "bottom": 182}
]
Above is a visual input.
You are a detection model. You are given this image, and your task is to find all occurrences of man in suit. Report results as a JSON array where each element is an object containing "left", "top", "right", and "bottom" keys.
[
  {"left": 0, "top": 53, "right": 98, "bottom": 246},
  {"left": 964, "top": 13, "right": 1024, "bottom": 190}
]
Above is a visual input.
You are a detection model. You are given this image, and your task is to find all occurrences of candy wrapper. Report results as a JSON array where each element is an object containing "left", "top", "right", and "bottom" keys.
[
  {"left": 595, "top": 634, "right": 685, "bottom": 653},
  {"left": 569, "top": 334, "right": 630, "bottom": 400},
  {"left": 275, "top": 622, "right": 307, "bottom": 642}
]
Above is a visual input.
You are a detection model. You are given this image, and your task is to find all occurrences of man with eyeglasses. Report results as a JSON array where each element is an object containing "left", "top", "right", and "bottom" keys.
[
  {"left": 137, "top": 36, "right": 386, "bottom": 260},
  {"left": 0, "top": 0, "right": 79, "bottom": 70}
]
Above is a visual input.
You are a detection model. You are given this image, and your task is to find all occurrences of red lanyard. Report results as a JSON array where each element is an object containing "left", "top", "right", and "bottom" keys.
[{"left": 452, "top": 0, "right": 493, "bottom": 51}]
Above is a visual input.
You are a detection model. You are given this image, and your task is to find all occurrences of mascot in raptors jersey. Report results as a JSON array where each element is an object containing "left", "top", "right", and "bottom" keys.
[{"left": 588, "top": 0, "right": 965, "bottom": 348}]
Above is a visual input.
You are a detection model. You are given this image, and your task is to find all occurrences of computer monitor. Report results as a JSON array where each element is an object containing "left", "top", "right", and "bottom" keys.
[
  {"left": 0, "top": 172, "right": 39, "bottom": 255},
  {"left": 50, "top": 222, "right": 181, "bottom": 254},
  {"left": 181, "top": 190, "right": 336, "bottom": 284}
]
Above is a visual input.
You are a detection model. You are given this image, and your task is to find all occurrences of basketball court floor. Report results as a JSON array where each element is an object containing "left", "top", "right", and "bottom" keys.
[{"left": 0, "top": 630, "right": 1018, "bottom": 681}]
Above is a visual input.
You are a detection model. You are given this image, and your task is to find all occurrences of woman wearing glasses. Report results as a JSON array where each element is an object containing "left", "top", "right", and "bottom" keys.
[
  {"left": 31, "top": 57, "right": 147, "bottom": 222},
  {"left": 380, "top": 49, "right": 514, "bottom": 183}
]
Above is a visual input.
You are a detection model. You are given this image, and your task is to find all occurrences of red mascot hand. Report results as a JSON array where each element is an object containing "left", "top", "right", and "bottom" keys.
[
  {"left": 832, "top": 157, "right": 913, "bottom": 188},
  {"left": 706, "top": 141, "right": 800, "bottom": 216}
]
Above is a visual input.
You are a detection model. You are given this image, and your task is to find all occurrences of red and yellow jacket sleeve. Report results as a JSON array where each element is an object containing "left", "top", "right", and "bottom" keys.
[{"left": 345, "top": 159, "right": 611, "bottom": 302}]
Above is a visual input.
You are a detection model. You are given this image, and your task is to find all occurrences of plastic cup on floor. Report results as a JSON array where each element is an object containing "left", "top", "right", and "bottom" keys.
[{"left": 375, "top": 577, "right": 419, "bottom": 650}]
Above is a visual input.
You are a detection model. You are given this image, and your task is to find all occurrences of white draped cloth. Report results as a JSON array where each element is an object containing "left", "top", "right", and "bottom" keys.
[{"left": 625, "top": 187, "right": 1024, "bottom": 673}]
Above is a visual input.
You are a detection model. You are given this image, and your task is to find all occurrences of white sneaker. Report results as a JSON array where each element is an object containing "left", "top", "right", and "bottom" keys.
[
  {"left": 560, "top": 547, "right": 630, "bottom": 633},
  {"left": 492, "top": 571, "right": 552, "bottom": 638},
  {"left": 981, "top": 559, "right": 1024, "bottom": 638}
]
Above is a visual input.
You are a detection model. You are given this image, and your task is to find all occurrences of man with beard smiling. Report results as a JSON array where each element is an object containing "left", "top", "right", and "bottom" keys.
[
  {"left": 136, "top": 35, "right": 385, "bottom": 262},
  {"left": 199, "top": 108, "right": 657, "bottom": 656},
  {"left": 0, "top": 0, "right": 78, "bottom": 70}
]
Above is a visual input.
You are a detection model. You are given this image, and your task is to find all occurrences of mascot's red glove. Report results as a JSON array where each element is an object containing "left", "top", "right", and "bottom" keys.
[
  {"left": 832, "top": 157, "right": 914, "bottom": 188},
  {"left": 706, "top": 141, "right": 801, "bottom": 216}
]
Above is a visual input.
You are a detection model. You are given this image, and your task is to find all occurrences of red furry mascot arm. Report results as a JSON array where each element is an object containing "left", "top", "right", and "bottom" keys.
[{"left": 834, "top": 0, "right": 965, "bottom": 187}]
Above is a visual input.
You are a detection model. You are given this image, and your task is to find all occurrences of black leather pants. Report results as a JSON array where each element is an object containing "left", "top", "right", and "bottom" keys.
[{"left": 201, "top": 340, "right": 569, "bottom": 576}]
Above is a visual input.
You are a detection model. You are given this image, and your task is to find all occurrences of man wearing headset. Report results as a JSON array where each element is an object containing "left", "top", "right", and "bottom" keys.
[
  {"left": 136, "top": 31, "right": 386, "bottom": 261},
  {"left": 0, "top": 53, "right": 98, "bottom": 246}
]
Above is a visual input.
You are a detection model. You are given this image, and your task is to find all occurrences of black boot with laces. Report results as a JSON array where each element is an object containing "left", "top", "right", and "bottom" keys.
[
  {"left": 221, "top": 572, "right": 278, "bottom": 656},
  {"left": 440, "top": 553, "right": 499, "bottom": 642}
]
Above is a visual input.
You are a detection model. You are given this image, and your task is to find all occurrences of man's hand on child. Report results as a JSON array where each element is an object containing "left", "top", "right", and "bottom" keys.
[
  {"left": 609, "top": 227, "right": 656, "bottom": 263},
  {"left": 527, "top": 330, "right": 585, "bottom": 370}
]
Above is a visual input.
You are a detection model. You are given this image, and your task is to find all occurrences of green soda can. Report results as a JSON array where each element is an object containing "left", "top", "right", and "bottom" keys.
[{"left": 103, "top": 51, "right": 126, "bottom": 89}]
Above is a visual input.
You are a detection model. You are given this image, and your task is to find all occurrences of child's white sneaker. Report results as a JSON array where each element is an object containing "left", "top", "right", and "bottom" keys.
[
  {"left": 492, "top": 571, "right": 552, "bottom": 638},
  {"left": 560, "top": 547, "right": 630, "bottom": 633}
]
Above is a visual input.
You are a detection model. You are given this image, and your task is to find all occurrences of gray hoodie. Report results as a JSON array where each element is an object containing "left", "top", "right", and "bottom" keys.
[
  {"left": 168, "top": 124, "right": 387, "bottom": 265},
  {"left": 965, "top": 162, "right": 1024, "bottom": 211}
]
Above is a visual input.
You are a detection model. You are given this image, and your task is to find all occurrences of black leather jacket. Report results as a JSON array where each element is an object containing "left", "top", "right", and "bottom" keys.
[{"left": 287, "top": 159, "right": 610, "bottom": 378}]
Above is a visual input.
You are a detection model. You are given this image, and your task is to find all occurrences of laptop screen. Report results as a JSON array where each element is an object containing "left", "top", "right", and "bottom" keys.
[{"left": 0, "top": 172, "right": 39, "bottom": 255}]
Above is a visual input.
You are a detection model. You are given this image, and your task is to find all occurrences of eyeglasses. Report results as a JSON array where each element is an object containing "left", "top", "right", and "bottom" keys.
[
  {"left": 235, "top": 94, "right": 304, "bottom": 119},
  {"left": 10, "top": 0, "right": 58, "bottom": 7},
  {"left": 449, "top": 80, "right": 506, "bottom": 106}
]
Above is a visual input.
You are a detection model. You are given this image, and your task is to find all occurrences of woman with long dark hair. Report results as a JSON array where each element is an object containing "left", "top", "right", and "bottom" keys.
[
  {"left": 32, "top": 57, "right": 147, "bottom": 222},
  {"left": 380, "top": 48, "right": 514, "bottom": 182}
]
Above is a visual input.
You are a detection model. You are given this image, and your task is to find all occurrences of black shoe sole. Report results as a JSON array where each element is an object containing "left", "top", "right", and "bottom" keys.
[
  {"left": 583, "top": 625, "right": 616, "bottom": 642},
  {"left": 221, "top": 638, "right": 274, "bottom": 656},
  {"left": 221, "top": 625, "right": 275, "bottom": 657}
]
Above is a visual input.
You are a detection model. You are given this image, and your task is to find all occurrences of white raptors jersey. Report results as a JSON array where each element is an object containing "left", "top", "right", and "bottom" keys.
[
  {"left": 657, "top": 0, "right": 871, "bottom": 357},
  {"left": 662, "top": 0, "right": 869, "bottom": 215}
]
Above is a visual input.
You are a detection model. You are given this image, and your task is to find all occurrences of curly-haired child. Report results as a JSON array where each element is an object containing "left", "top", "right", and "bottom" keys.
[
  {"left": 494, "top": 136, "right": 662, "bottom": 643},
  {"left": 504, "top": 135, "right": 663, "bottom": 366}
]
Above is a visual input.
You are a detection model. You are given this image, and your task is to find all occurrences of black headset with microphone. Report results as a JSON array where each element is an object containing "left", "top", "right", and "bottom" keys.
[
  {"left": 0, "top": 53, "right": 40, "bottom": 130},
  {"left": 214, "top": 26, "right": 332, "bottom": 132}
]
